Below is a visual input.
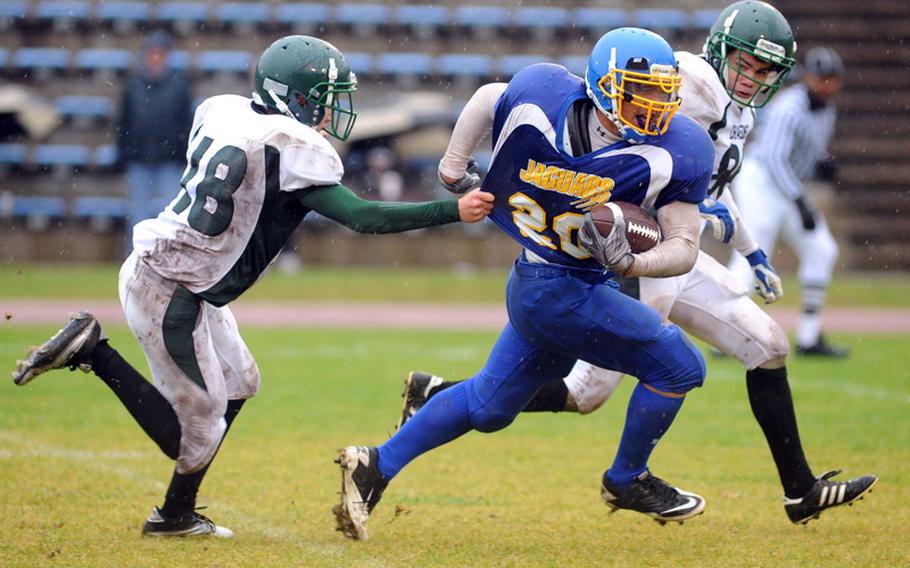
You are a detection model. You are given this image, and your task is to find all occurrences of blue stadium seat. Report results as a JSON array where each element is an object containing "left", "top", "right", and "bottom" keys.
[
  {"left": 0, "top": 1, "right": 29, "bottom": 27},
  {"left": 11, "top": 197, "right": 66, "bottom": 220},
  {"left": 35, "top": 0, "right": 91, "bottom": 23},
  {"left": 437, "top": 54, "right": 493, "bottom": 78},
  {"left": 691, "top": 9, "right": 719, "bottom": 31},
  {"left": 633, "top": 9, "right": 688, "bottom": 33},
  {"left": 275, "top": 3, "right": 330, "bottom": 28},
  {"left": 34, "top": 144, "right": 91, "bottom": 168},
  {"left": 343, "top": 52, "right": 374, "bottom": 77},
  {"left": 14, "top": 48, "right": 70, "bottom": 73},
  {"left": 57, "top": 96, "right": 112, "bottom": 121},
  {"left": 75, "top": 49, "right": 133, "bottom": 73},
  {"left": 196, "top": 51, "right": 252, "bottom": 75},
  {"left": 216, "top": 2, "right": 270, "bottom": 26},
  {"left": 94, "top": 145, "right": 119, "bottom": 169},
  {"left": 73, "top": 196, "right": 127, "bottom": 220},
  {"left": 497, "top": 55, "right": 547, "bottom": 77},
  {"left": 0, "top": 48, "right": 8, "bottom": 69},
  {"left": 167, "top": 50, "right": 190, "bottom": 71},
  {"left": 0, "top": 144, "right": 28, "bottom": 167},
  {"left": 335, "top": 3, "right": 390, "bottom": 27},
  {"left": 559, "top": 55, "right": 588, "bottom": 75},
  {"left": 453, "top": 6, "right": 509, "bottom": 29},
  {"left": 572, "top": 8, "right": 628, "bottom": 32},
  {"left": 156, "top": 2, "right": 209, "bottom": 26},
  {"left": 395, "top": 5, "right": 449, "bottom": 28},
  {"left": 95, "top": 1, "right": 151, "bottom": 26},
  {"left": 514, "top": 6, "right": 568, "bottom": 31},
  {"left": 377, "top": 53, "right": 433, "bottom": 77}
]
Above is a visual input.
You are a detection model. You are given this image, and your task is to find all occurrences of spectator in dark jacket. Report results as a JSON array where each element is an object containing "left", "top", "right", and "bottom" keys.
[{"left": 116, "top": 30, "right": 193, "bottom": 254}]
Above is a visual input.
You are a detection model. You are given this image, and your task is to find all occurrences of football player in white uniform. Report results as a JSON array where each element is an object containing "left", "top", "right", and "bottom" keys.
[
  {"left": 398, "top": 2, "right": 876, "bottom": 524},
  {"left": 12, "top": 35, "right": 494, "bottom": 538}
]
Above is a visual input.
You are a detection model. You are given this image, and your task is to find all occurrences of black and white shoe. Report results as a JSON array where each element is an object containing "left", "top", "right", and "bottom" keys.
[
  {"left": 142, "top": 507, "right": 234, "bottom": 538},
  {"left": 333, "top": 446, "right": 388, "bottom": 540},
  {"left": 784, "top": 469, "right": 878, "bottom": 524},
  {"left": 12, "top": 311, "right": 104, "bottom": 386},
  {"left": 397, "top": 371, "right": 446, "bottom": 430},
  {"left": 796, "top": 335, "right": 849, "bottom": 358},
  {"left": 601, "top": 470, "right": 706, "bottom": 525}
]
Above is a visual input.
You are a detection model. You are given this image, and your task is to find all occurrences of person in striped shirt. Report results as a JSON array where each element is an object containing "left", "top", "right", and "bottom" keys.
[{"left": 729, "top": 47, "right": 847, "bottom": 356}]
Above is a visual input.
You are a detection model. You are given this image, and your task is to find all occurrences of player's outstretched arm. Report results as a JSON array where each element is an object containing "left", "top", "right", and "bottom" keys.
[
  {"left": 297, "top": 183, "right": 492, "bottom": 234},
  {"left": 438, "top": 83, "right": 507, "bottom": 182}
]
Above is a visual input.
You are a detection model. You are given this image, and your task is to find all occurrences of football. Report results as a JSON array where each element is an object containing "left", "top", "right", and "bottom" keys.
[{"left": 587, "top": 202, "right": 662, "bottom": 253}]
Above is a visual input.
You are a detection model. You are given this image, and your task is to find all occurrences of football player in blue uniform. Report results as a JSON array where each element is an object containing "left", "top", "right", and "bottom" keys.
[{"left": 334, "top": 28, "right": 715, "bottom": 540}]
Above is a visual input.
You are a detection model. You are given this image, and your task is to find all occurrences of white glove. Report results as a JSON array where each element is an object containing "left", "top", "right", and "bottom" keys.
[
  {"left": 746, "top": 249, "right": 784, "bottom": 304},
  {"left": 579, "top": 209, "right": 634, "bottom": 275},
  {"left": 698, "top": 198, "right": 737, "bottom": 244}
]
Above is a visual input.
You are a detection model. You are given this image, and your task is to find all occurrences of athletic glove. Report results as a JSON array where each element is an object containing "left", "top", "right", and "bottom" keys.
[
  {"left": 794, "top": 196, "right": 817, "bottom": 231},
  {"left": 746, "top": 249, "right": 783, "bottom": 304},
  {"left": 438, "top": 158, "right": 481, "bottom": 194},
  {"left": 698, "top": 198, "right": 736, "bottom": 244},
  {"left": 579, "top": 212, "right": 634, "bottom": 275}
]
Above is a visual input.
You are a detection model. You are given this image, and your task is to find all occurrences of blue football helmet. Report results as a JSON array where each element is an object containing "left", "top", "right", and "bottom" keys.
[{"left": 585, "top": 27, "right": 682, "bottom": 144}]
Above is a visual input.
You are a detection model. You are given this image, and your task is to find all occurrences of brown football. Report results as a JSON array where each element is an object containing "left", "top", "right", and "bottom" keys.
[{"left": 588, "top": 202, "right": 662, "bottom": 253}]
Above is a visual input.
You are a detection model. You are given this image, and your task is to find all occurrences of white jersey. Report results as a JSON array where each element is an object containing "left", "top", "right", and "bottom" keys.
[
  {"left": 676, "top": 51, "right": 753, "bottom": 196},
  {"left": 133, "top": 95, "right": 343, "bottom": 305}
]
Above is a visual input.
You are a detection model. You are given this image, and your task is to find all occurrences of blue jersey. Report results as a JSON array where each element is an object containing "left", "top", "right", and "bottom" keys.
[{"left": 485, "top": 64, "right": 714, "bottom": 269}]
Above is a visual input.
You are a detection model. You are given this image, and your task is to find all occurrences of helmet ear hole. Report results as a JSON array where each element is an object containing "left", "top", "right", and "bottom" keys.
[{"left": 295, "top": 93, "right": 308, "bottom": 108}]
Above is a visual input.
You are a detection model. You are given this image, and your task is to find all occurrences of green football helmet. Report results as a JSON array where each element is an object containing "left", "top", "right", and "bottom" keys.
[
  {"left": 253, "top": 35, "right": 357, "bottom": 141},
  {"left": 705, "top": 1, "right": 797, "bottom": 108}
]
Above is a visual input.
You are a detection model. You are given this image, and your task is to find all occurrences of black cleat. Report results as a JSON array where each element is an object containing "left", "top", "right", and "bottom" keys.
[
  {"left": 142, "top": 507, "right": 233, "bottom": 538},
  {"left": 601, "top": 470, "right": 706, "bottom": 525},
  {"left": 796, "top": 335, "right": 849, "bottom": 358},
  {"left": 397, "top": 371, "right": 446, "bottom": 430},
  {"left": 333, "top": 446, "right": 388, "bottom": 540},
  {"left": 12, "top": 311, "right": 104, "bottom": 386},
  {"left": 784, "top": 469, "right": 878, "bottom": 524}
]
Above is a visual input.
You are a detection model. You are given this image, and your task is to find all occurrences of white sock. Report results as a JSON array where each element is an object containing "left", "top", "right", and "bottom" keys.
[{"left": 797, "top": 312, "right": 821, "bottom": 347}]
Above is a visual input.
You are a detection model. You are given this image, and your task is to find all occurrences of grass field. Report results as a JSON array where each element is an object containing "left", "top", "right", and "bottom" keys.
[{"left": 1, "top": 265, "right": 908, "bottom": 567}]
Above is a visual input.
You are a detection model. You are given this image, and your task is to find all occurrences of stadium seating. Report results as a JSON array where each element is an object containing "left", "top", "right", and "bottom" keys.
[
  {"left": 437, "top": 54, "right": 493, "bottom": 78},
  {"left": 56, "top": 95, "right": 112, "bottom": 125},
  {"left": 572, "top": 8, "right": 628, "bottom": 33},
  {"left": 0, "top": 144, "right": 28, "bottom": 168},
  {"left": 34, "top": 0, "right": 91, "bottom": 28},
  {"left": 633, "top": 9, "right": 689, "bottom": 34},
  {"left": 498, "top": 55, "right": 547, "bottom": 78},
  {"left": 33, "top": 144, "right": 91, "bottom": 171},
  {"left": 196, "top": 50, "right": 252, "bottom": 75},
  {"left": 94, "top": 1, "right": 151, "bottom": 31},
  {"left": 343, "top": 52, "right": 374, "bottom": 77},
  {"left": 453, "top": 5, "right": 509, "bottom": 36},
  {"left": 167, "top": 50, "right": 191, "bottom": 71},
  {"left": 377, "top": 52, "right": 434, "bottom": 78},
  {"left": 74, "top": 49, "right": 133, "bottom": 75},
  {"left": 93, "top": 145, "right": 118, "bottom": 170},
  {"left": 394, "top": 5, "right": 449, "bottom": 34},
  {"left": 514, "top": 6, "right": 569, "bottom": 39},
  {"left": 14, "top": 48, "right": 69, "bottom": 77},
  {"left": 10, "top": 196, "right": 66, "bottom": 231},
  {"left": 691, "top": 9, "right": 720, "bottom": 31},
  {"left": 274, "top": 3, "right": 331, "bottom": 34},
  {"left": 73, "top": 196, "right": 127, "bottom": 227},
  {"left": 216, "top": 2, "right": 270, "bottom": 31},
  {"left": 0, "top": 1, "right": 28, "bottom": 31},
  {"left": 155, "top": 1, "right": 209, "bottom": 34}
]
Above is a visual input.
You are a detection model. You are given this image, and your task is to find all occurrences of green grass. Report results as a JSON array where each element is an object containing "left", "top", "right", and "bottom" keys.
[
  {"left": 2, "top": 263, "right": 910, "bottom": 307},
  {"left": 1, "top": 326, "right": 907, "bottom": 567}
]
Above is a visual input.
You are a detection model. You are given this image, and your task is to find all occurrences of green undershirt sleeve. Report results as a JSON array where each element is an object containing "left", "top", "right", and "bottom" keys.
[{"left": 294, "top": 183, "right": 461, "bottom": 234}]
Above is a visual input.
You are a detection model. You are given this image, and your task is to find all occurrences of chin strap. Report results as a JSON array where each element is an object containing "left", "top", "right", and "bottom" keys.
[{"left": 267, "top": 89, "right": 297, "bottom": 121}]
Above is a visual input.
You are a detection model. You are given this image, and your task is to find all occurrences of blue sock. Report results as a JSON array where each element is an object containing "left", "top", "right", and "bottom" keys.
[
  {"left": 378, "top": 381, "right": 473, "bottom": 480},
  {"left": 607, "top": 382, "right": 685, "bottom": 488}
]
